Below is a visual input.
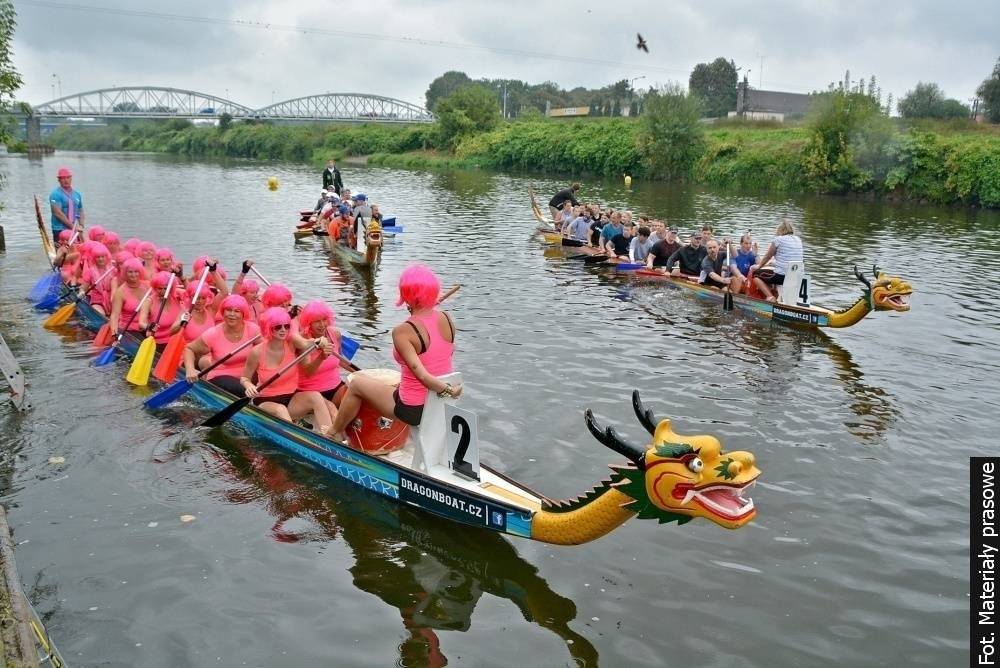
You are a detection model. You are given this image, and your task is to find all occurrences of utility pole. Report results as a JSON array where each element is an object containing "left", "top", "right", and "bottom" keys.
[{"left": 756, "top": 53, "right": 765, "bottom": 88}]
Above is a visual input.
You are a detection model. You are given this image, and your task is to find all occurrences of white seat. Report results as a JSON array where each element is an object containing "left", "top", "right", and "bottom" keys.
[
  {"left": 778, "top": 260, "right": 809, "bottom": 305},
  {"left": 409, "top": 371, "right": 463, "bottom": 474}
]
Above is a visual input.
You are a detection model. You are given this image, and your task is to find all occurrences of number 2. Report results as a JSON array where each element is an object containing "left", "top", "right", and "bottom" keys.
[{"left": 451, "top": 415, "right": 471, "bottom": 470}]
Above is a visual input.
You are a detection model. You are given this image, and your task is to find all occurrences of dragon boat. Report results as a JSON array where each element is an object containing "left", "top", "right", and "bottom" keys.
[
  {"left": 630, "top": 265, "right": 911, "bottom": 328},
  {"left": 324, "top": 219, "right": 383, "bottom": 270},
  {"left": 527, "top": 189, "right": 912, "bottom": 329},
  {"left": 39, "top": 286, "right": 759, "bottom": 546}
]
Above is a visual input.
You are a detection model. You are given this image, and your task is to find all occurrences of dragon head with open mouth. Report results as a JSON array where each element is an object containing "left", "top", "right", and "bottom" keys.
[
  {"left": 856, "top": 265, "right": 912, "bottom": 313},
  {"left": 584, "top": 392, "right": 760, "bottom": 529}
]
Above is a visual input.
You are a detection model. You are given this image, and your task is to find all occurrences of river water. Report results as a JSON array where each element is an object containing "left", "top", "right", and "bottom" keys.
[{"left": 0, "top": 151, "right": 995, "bottom": 667}]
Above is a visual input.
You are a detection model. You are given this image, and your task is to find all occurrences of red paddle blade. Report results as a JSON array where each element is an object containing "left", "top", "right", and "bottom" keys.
[
  {"left": 93, "top": 323, "right": 113, "bottom": 347},
  {"left": 153, "top": 331, "right": 185, "bottom": 382}
]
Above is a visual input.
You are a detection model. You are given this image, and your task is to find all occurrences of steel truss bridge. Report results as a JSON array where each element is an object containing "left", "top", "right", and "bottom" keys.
[{"left": 30, "top": 86, "right": 434, "bottom": 123}]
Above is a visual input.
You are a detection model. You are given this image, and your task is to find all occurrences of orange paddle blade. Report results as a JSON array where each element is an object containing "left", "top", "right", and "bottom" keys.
[
  {"left": 93, "top": 323, "right": 113, "bottom": 347},
  {"left": 153, "top": 331, "right": 185, "bottom": 383}
]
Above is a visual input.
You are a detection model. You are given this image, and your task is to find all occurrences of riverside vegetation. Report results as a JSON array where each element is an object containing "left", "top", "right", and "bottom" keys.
[{"left": 42, "top": 86, "right": 1000, "bottom": 208}]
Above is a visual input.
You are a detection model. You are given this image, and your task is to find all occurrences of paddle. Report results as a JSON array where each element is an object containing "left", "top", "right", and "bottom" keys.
[
  {"left": 583, "top": 254, "right": 610, "bottom": 265},
  {"left": 201, "top": 341, "right": 320, "bottom": 428},
  {"left": 30, "top": 196, "right": 61, "bottom": 302},
  {"left": 723, "top": 242, "right": 734, "bottom": 311},
  {"left": 381, "top": 225, "right": 403, "bottom": 233},
  {"left": 145, "top": 334, "right": 263, "bottom": 409},
  {"left": 613, "top": 262, "right": 644, "bottom": 271},
  {"left": 44, "top": 267, "right": 114, "bottom": 327},
  {"left": 32, "top": 229, "right": 80, "bottom": 309},
  {"left": 94, "top": 288, "right": 153, "bottom": 366},
  {"left": 127, "top": 273, "right": 177, "bottom": 386},
  {"left": 152, "top": 267, "right": 211, "bottom": 383}
]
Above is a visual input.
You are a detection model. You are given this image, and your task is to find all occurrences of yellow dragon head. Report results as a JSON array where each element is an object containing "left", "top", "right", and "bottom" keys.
[
  {"left": 365, "top": 220, "right": 383, "bottom": 248},
  {"left": 585, "top": 392, "right": 759, "bottom": 529},
  {"left": 855, "top": 265, "right": 912, "bottom": 313}
]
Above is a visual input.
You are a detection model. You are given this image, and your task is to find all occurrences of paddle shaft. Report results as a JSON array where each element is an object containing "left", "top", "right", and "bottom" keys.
[
  {"left": 189, "top": 266, "right": 211, "bottom": 310},
  {"left": 113, "top": 288, "right": 153, "bottom": 341},
  {"left": 248, "top": 265, "right": 271, "bottom": 287},
  {"left": 438, "top": 284, "right": 460, "bottom": 304},
  {"left": 253, "top": 342, "right": 319, "bottom": 395},
  {"left": 196, "top": 334, "right": 262, "bottom": 380},
  {"left": 148, "top": 273, "right": 177, "bottom": 333}
]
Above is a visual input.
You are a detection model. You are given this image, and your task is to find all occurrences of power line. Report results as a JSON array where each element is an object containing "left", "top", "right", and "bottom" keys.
[{"left": 20, "top": 0, "right": 691, "bottom": 78}]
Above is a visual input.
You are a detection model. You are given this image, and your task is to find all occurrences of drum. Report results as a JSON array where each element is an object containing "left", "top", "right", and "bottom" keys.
[{"left": 340, "top": 368, "right": 410, "bottom": 455}]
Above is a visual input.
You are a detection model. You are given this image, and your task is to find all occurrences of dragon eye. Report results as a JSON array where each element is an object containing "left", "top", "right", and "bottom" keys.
[{"left": 687, "top": 457, "right": 703, "bottom": 473}]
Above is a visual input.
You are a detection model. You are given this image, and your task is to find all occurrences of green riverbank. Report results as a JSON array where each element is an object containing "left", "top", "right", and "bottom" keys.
[{"left": 44, "top": 117, "right": 1000, "bottom": 208}]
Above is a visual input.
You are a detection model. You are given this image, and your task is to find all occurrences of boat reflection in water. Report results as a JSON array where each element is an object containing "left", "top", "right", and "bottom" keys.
[
  {"left": 623, "top": 283, "right": 897, "bottom": 442},
  {"left": 205, "top": 430, "right": 599, "bottom": 667}
]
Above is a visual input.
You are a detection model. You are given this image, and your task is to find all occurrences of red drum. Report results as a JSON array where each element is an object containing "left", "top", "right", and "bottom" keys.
[{"left": 338, "top": 369, "right": 409, "bottom": 455}]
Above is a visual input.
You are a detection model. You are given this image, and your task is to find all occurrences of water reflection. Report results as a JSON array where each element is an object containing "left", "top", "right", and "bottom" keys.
[
  {"left": 206, "top": 431, "right": 598, "bottom": 667},
  {"left": 613, "top": 277, "right": 897, "bottom": 441}
]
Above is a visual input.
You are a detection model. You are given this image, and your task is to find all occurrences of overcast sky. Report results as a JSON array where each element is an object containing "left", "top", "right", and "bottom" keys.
[{"left": 11, "top": 0, "right": 999, "bottom": 112}]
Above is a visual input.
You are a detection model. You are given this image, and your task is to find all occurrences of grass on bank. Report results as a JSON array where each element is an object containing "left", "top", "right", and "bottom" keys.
[{"left": 42, "top": 115, "right": 1000, "bottom": 208}]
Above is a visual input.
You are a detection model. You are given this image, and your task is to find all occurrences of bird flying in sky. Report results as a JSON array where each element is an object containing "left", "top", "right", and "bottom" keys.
[{"left": 636, "top": 33, "right": 648, "bottom": 53}]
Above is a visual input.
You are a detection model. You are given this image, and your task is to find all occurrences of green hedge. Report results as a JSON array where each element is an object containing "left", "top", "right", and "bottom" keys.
[{"left": 47, "top": 118, "right": 1000, "bottom": 207}]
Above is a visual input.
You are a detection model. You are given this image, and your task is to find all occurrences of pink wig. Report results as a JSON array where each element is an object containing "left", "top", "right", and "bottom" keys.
[
  {"left": 121, "top": 257, "right": 145, "bottom": 278},
  {"left": 154, "top": 247, "right": 174, "bottom": 261},
  {"left": 192, "top": 255, "right": 227, "bottom": 280},
  {"left": 259, "top": 306, "right": 291, "bottom": 339},
  {"left": 58, "top": 229, "right": 73, "bottom": 244},
  {"left": 218, "top": 294, "right": 251, "bottom": 320},
  {"left": 298, "top": 300, "right": 334, "bottom": 332},
  {"left": 90, "top": 243, "right": 111, "bottom": 261},
  {"left": 123, "top": 238, "right": 140, "bottom": 254},
  {"left": 396, "top": 264, "right": 440, "bottom": 310},
  {"left": 150, "top": 271, "right": 175, "bottom": 290},
  {"left": 237, "top": 279, "right": 260, "bottom": 297},
  {"left": 87, "top": 225, "right": 105, "bottom": 241},
  {"left": 80, "top": 240, "right": 99, "bottom": 260},
  {"left": 103, "top": 231, "right": 120, "bottom": 246},
  {"left": 114, "top": 250, "right": 135, "bottom": 266},
  {"left": 137, "top": 241, "right": 156, "bottom": 257},
  {"left": 186, "top": 281, "right": 214, "bottom": 305},
  {"left": 261, "top": 283, "right": 293, "bottom": 308}
]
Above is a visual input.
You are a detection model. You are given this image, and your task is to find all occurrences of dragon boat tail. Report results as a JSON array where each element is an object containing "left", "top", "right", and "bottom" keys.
[{"left": 45, "top": 287, "right": 760, "bottom": 546}]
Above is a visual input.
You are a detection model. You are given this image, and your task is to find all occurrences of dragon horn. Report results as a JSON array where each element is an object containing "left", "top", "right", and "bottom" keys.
[
  {"left": 853, "top": 265, "right": 872, "bottom": 289},
  {"left": 585, "top": 409, "right": 646, "bottom": 468},
  {"left": 872, "top": 264, "right": 882, "bottom": 278},
  {"left": 632, "top": 390, "right": 657, "bottom": 435}
]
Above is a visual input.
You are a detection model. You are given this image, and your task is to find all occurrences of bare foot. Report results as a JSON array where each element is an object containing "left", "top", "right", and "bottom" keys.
[{"left": 765, "top": 296, "right": 777, "bottom": 303}]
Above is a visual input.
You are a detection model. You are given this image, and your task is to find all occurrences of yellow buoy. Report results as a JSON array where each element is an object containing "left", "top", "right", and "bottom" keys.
[
  {"left": 624, "top": 174, "right": 632, "bottom": 187},
  {"left": 267, "top": 176, "right": 279, "bottom": 190}
]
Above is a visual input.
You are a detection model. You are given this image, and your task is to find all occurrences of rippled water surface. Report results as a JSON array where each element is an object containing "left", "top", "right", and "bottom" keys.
[{"left": 1, "top": 152, "right": 996, "bottom": 667}]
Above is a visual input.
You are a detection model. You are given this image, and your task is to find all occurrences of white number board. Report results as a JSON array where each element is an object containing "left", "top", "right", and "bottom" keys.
[{"left": 445, "top": 404, "right": 480, "bottom": 481}]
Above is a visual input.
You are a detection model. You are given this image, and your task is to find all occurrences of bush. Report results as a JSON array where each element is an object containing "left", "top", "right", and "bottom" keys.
[
  {"left": 433, "top": 85, "right": 501, "bottom": 149},
  {"left": 636, "top": 83, "right": 706, "bottom": 179},
  {"left": 803, "top": 90, "right": 885, "bottom": 192}
]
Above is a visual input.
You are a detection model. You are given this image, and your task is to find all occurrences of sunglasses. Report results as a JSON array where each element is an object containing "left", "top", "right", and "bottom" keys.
[{"left": 273, "top": 323, "right": 290, "bottom": 331}]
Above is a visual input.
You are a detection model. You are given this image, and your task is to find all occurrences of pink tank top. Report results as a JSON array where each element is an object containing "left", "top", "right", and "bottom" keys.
[
  {"left": 200, "top": 322, "right": 261, "bottom": 380},
  {"left": 119, "top": 285, "right": 148, "bottom": 331},
  {"left": 183, "top": 310, "right": 214, "bottom": 342},
  {"left": 149, "top": 295, "right": 183, "bottom": 345},
  {"left": 83, "top": 266, "right": 113, "bottom": 312},
  {"left": 392, "top": 311, "right": 454, "bottom": 406},
  {"left": 297, "top": 332, "right": 342, "bottom": 392},
  {"left": 256, "top": 340, "right": 297, "bottom": 397}
]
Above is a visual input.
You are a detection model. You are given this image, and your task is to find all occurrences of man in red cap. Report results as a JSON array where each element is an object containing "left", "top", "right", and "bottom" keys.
[{"left": 49, "top": 166, "right": 85, "bottom": 243}]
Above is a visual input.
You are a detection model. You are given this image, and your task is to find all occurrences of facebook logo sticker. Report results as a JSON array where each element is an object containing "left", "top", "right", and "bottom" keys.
[{"left": 489, "top": 510, "right": 505, "bottom": 528}]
